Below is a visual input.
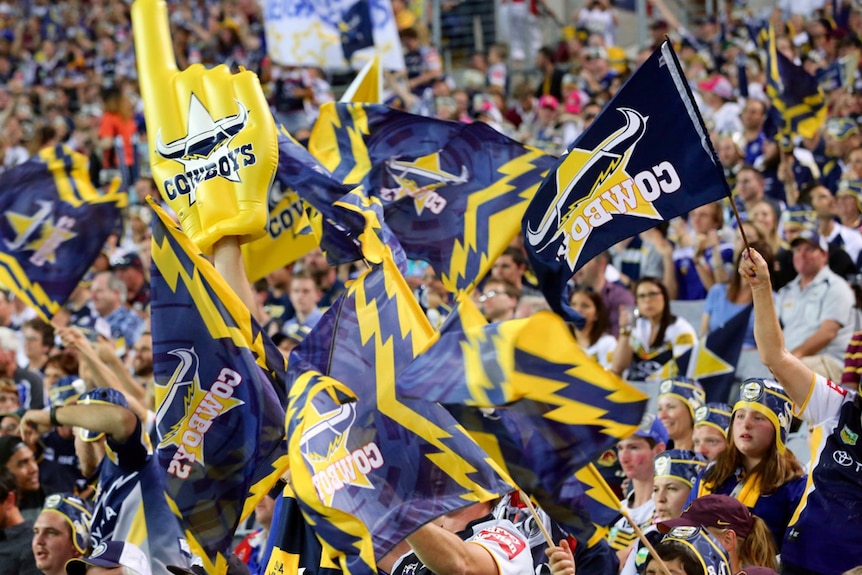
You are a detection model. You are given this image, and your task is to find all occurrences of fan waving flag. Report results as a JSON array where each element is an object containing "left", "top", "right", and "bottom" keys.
[
  {"left": 396, "top": 294, "right": 647, "bottom": 536},
  {"left": 765, "top": 25, "right": 827, "bottom": 140},
  {"left": 150, "top": 201, "right": 288, "bottom": 574},
  {"left": 0, "top": 145, "right": 125, "bottom": 320},
  {"left": 649, "top": 304, "right": 753, "bottom": 403},
  {"left": 310, "top": 102, "right": 557, "bottom": 292},
  {"left": 522, "top": 41, "right": 729, "bottom": 323},
  {"left": 284, "top": 199, "right": 512, "bottom": 574}
]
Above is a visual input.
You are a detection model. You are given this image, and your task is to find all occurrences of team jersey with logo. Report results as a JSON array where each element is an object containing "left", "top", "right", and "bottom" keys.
[
  {"left": 627, "top": 317, "right": 696, "bottom": 382},
  {"left": 782, "top": 375, "right": 862, "bottom": 575},
  {"left": 390, "top": 515, "right": 533, "bottom": 575},
  {"left": 91, "top": 417, "right": 192, "bottom": 574},
  {"left": 606, "top": 495, "right": 654, "bottom": 551},
  {"left": 672, "top": 244, "right": 734, "bottom": 301}
]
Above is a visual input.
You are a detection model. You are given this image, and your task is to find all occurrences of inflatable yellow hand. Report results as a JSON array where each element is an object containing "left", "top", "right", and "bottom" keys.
[{"left": 132, "top": 0, "right": 276, "bottom": 254}]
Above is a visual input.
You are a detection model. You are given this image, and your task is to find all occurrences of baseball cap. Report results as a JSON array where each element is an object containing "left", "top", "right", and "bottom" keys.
[
  {"left": 698, "top": 75, "right": 734, "bottom": 100},
  {"left": 658, "top": 494, "right": 756, "bottom": 538},
  {"left": 634, "top": 413, "right": 669, "bottom": 446},
  {"left": 113, "top": 252, "right": 144, "bottom": 272},
  {"left": 76, "top": 388, "right": 130, "bottom": 442},
  {"left": 538, "top": 95, "right": 559, "bottom": 110},
  {"left": 789, "top": 228, "right": 828, "bottom": 252},
  {"left": 65, "top": 541, "right": 151, "bottom": 575},
  {"left": 733, "top": 378, "right": 793, "bottom": 454},
  {"left": 41, "top": 493, "right": 92, "bottom": 554}
]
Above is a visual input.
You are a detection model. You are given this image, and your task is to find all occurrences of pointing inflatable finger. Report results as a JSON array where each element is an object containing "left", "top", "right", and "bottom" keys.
[{"left": 131, "top": 0, "right": 179, "bottom": 128}]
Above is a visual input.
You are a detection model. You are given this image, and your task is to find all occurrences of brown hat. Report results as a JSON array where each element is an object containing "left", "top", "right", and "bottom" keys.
[{"left": 657, "top": 494, "right": 756, "bottom": 538}]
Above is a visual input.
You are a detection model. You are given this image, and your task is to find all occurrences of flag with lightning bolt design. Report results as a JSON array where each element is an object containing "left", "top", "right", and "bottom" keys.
[
  {"left": 396, "top": 294, "right": 647, "bottom": 536},
  {"left": 0, "top": 145, "right": 125, "bottom": 321},
  {"left": 309, "top": 102, "right": 557, "bottom": 293},
  {"left": 649, "top": 304, "right": 752, "bottom": 404},
  {"left": 282, "top": 195, "right": 512, "bottom": 575},
  {"left": 150, "top": 200, "right": 288, "bottom": 574},
  {"left": 522, "top": 40, "right": 729, "bottom": 324}
]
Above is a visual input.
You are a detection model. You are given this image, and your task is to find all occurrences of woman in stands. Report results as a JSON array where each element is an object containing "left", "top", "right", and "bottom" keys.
[
  {"left": 611, "top": 277, "right": 696, "bottom": 381},
  {"left": 689, "top": 377, "right": 806, "bottom": 550},
  {"left": 569, "top": 288, "right": 616, "bottom": 370},
  {"left": 740, "top": 247, "right": 862, "bottom": 575},
  {"left": 657, "top": 379, "right": 705, "bottom": 450}
]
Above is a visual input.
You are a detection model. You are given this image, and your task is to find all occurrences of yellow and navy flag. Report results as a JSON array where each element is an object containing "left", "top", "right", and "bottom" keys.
[
  {"left": 261, "top": 482, "right": 343, "bottom": 575},
  {"left": 396, "top": 294, "right": 647, "bottom": 536},
  {"left": 765, "top": 25, "right": 827, "bottom": 140},
  {"left": 340, "top": 54, "right": 382, "bottom": 104},
  {"left": 309, "top": 102, "right": 557, "bottom": 293},
  {"left": 574, "top": 464, "right": 625, "bottom": 541},
  {"left": 150, "top": 201, "right": 288, "bottom": 574},
  {"left": 522, "top": 40, "right": 729, "bottom": 324},
  {"left": 283, "top": 200, "right": 512, "bottom": 574},
  {"left": 649, "top": 304, "right": 752, "bottom": 404},
  {"left": 0, "top": 145, "right": 124, "bottom": 321}
]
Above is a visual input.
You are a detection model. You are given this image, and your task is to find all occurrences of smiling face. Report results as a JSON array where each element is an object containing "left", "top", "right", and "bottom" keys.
[
  {"left": 732, "top": 408, "right": 775, "bottom": 465},
  {"left": 658, "top": 396, "right": 694, "bottom": 443},
  {"left": 653, "top": 476, "right": 692, "bottom": 522},
  {"left": 6, "top": 443, "right": 39, "bottom": 492}
]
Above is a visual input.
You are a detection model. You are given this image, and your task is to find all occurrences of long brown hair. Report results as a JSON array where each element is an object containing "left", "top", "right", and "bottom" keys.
[
  {"left": 570, "top": 288, "right": 611, "bottom": 346},
  {"left": 728, "top": 240, "right": 775, "bottom": 302},
  {"left": 633, "top": 277, "right": 674, "bottom": 349},
  {"left": 738, "top": 515, "right": 778, "bottom": 570},
  {"left": 702, "top": 411, "right": 804, "bottom": 494}
]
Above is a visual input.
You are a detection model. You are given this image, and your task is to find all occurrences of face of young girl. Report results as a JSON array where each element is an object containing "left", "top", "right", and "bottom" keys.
[
  {"left": 732, "top": 408, "right": 776, "bottom": 461},
  {"left": 645, "top": 558, "right": 687, "bottom": 575}
]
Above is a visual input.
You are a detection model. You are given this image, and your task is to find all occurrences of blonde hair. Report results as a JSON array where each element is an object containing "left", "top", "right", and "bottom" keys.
[{"left": 738, "top": 515, "right": 778, "bottom": 570}]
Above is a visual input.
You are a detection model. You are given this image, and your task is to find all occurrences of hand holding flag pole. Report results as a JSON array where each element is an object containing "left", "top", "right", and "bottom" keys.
[{"left": 132, "top": 0, "right": 277, "bottom": 256}]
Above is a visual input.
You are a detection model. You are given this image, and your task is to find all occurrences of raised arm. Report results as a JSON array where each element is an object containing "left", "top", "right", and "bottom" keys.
[
  {"left": 739, "top": 248, "right": 816, "bottom": 405},
  {"left": 406, "top": 522, "right": 501, "bottom": 575}
]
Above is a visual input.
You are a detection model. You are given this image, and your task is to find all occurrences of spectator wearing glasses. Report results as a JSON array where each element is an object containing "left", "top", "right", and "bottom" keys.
[
  {"left": 611, "top": 277, "right": 696, "bottom": 382},
  {"left": 478, "top": 279, "right": 520, "bottom": 323}
]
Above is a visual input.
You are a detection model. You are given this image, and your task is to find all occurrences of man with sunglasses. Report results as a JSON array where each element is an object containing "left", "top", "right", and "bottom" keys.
[{"left": 19, "top": 388, "right": 193, "bottom": 574}]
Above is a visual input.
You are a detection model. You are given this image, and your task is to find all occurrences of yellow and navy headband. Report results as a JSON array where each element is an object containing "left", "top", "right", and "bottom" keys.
[
  {"left": 661, "top": 525, "right": 731, "bottom": 574},
  {"left": 659, "top": 378, "right": 706, "bottom": 419},
  {"left": 733, "top": 378, "right": 793, "bottom": 454},
  {"left": 694, "top": 402, "right": 732, "bottom": 435},
  {"left": 41, "top": 493, "right": 92, "bottom": 554},
  {"left": 654, "top": 449, "right": 706, "bottom": 488},
  {"left": 825, "top": 117, "right": 860, "bottom": 141}
]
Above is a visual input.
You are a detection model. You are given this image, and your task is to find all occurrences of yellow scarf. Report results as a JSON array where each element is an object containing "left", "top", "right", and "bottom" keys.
[{"left": 699, "top": 470, "right": 762, "bottom": 508}]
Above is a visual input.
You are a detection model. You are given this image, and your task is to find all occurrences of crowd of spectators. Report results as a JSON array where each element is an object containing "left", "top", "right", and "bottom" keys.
[{"left": 2, "top": 0, "right": 862, "bottom": 574}]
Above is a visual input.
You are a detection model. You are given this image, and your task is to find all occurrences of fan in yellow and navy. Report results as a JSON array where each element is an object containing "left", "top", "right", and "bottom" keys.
[
  {"left": 131, "top": 0, "right": 277, "bottom": 255},
  {"left": 521, "top": 40, "right": 731, "bottom": 325},
  {"left": 742, "top": 247, "right": 862, "bottom": 575},
  {"left": 20, "top": 387, "right": 194, "bottom": 574}
]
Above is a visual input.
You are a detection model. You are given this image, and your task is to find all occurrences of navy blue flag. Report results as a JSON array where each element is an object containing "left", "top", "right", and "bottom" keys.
[
  {"left": 396, "top": 295, "right": 647, "bottom": 538},
  {"left": 284, "top": 205, "right": 512, "bottom": 574},
  {"left": 649, "top": 304, "right": 753, "bottom": 404},
  {"left": 522, "top": 41, "right": 729, "bottom": 323},
  {"left": 340, "top": 0, "right": 375, "bottom": 60},
  {"left": 262, "top": 484, "right": 343, "bottom": 575},
  {"left": 0, "top": 145, "right": 125, "bottom": 320},
  {"left": 150, "top": 202, "right": 288, "bottom": 573},
  {"left": 310, "top": 102, "right": 557, "bottom": 292}
]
